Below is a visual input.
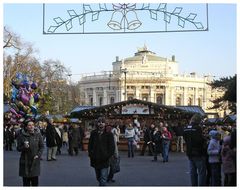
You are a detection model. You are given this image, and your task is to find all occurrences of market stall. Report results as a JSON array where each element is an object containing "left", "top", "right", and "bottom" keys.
[{"left": 69, "top": 99, "right": 201, "bottom": 151}]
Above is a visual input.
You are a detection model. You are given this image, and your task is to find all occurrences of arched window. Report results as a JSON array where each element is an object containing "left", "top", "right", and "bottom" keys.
[
  {"left": 142, "top": 95, "right": 148, "bottom": 101},
  {"left": 157, "top": 95, "right": 163, "bottom": 104},
  {"left": 176, "top": 96, "right": 181, "bottom": 106},
  {"left": 110, "top": 97, "right": 115, "bottom": 104},
  {"left": 188, "top": 97, "right": 193, "bottom": 106},
  {"left": 128, "top": 95, "right": 133, "bottom": 100},
  {"left": 90, "top": 97, "right": 93, "bottom": 106},
  {"left": 99, "top": 97, "right": 103, "bottom": 106}
]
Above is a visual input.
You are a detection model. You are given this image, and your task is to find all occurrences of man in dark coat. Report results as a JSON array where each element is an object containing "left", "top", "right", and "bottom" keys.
[
  {"left": 183, "top": 114, "right": 207, "bottom": 186},
  {"left": 68, "top": 124, "right": 81, "bottom": 156},
  {"left": 140, "top": 124, "right": 154, "bottom": 156},
  {"left": 17, "top": 121, "right": 44, "bottom": 186},
  {"left": 88, "top": 117, "right": 115, "bottom": 186},
  {"left": 173, "top": 122, "right": 185, "bottom": 152},
  {"left": 45, "top": 118, "right": 58, "bottom": 161},
  {"left": 4, "top": 124, "right": 15, "bottom": 151},
  {"left": 78, "top": 125, "right": 85, "bottom": 151}
]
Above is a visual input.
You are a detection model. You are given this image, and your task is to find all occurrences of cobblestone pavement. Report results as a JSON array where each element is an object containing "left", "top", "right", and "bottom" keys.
[{"left": 4, "top": 146, "right": 191, "bottom": 186}]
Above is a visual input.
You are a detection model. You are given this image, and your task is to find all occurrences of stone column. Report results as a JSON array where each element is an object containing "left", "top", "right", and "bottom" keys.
[
  {"left": 170, "top": 87, "right": 174, "bottom": 106},
  {"left": 194, "top": 87, "right": 199, "bottom": 105},
  {"left": 183, "top": 87, "right": 187, "bottom": 106},
  {"left": 116, "top": 89, "right": 121, "bottom": 103},
  {"left": 135, "top": 86, "right": 140, "bottom": 99},
  {"left": 150, "top": 86, "right": 155, "bottom": 102},
  {"left": 84, "top": 91, "right": 88, "bottom": 105},
  {"left": 103, "top": 88, "right": 107, "bottom": 105},
  {"left": 203, "top": 87, "right": 207, "bottom": 110},
  {"left": 93, "top": 88, "right": 97, "bottom": 106},
  {"left": 165, "top": 86, "right": 169, "bottom": 105},
  {"left": 162, "top": 92, "right": 165, "bottom": 105}
]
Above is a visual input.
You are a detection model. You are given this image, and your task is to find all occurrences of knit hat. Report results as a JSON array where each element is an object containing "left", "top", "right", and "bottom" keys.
[
  {"left": 209, "top": 130, "right": 220, "bottom": 139},
  {"left": 223, "top": 136, "right": 231, "bottom": 145}
]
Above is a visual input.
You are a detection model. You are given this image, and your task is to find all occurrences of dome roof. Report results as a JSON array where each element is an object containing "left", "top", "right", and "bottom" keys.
[{"left": 124, "top": 46, "right": 167, "bottom": 62}]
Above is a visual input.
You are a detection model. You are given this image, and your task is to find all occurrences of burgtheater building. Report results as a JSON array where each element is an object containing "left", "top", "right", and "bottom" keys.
[{"left": 78, "top": 46, "right": 223, "bottom": 117}]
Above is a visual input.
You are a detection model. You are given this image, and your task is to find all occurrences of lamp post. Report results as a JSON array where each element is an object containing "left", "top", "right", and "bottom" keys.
[
  {"left": 121, "top": 68, "right": 127, "bottom": 101},
  {"left": 68, "top": 73, "right": 72, "bottom": 85},
  {"left": 203, "top": 75, "right": 209, "bottom": 110}
]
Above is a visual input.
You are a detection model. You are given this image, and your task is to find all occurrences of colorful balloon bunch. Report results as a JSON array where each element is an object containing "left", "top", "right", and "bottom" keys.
[{"left": 9, "top": 73, "right": 40, "bottom": 124}]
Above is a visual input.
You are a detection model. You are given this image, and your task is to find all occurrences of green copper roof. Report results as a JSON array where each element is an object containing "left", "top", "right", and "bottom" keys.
[
  {"left": 123, "top": 47, "right": 168, "bottom": 62},
  {"left": 124, "top": 54, "right": 167, "bottom": 62}
]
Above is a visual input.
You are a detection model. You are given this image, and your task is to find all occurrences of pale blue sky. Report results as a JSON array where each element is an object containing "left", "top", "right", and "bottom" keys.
[{"left": 3, "top": 3, "right": 237, "bottom": 82}]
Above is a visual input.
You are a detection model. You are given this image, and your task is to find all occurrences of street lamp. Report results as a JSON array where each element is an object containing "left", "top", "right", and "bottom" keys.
[
  {"left": 203, "top": 75, "right": 211, "bottom": 110},
  {"left": 120, "top": 68, "right": 127, "bottom": 101},
  {"left": 68, "top": 73, "right": 72, "bottom": 85}
]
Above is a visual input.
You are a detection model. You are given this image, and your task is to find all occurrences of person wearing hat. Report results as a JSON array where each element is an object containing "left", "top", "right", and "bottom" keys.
[
  {"left": 207, "top": 130, "right": 222, "bottom": 186},
  {"left": 88, "top": 117, "right": 115, "bottom": 186},
  {"left": 183, "top": 114, "right": 207, "bottom": 186},
  {"left": 17, "top": 121, "right": 44, "bottom": 186}
]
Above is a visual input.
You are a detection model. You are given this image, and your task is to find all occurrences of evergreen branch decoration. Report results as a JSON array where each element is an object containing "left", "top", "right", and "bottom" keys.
[
  {"left": 148, "top": 4, "right": 204, "bottom": 29},
  {"left": 44, "top": 3, "right": 208, "bottom": 34}
]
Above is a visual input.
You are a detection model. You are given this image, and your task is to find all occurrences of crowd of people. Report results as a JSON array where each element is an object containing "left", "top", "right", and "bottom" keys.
[
  {"left": 3, "top": 114, "right": 237, "bottom": 187},
  {"left": 4, "top": 117, "right": 86, "bottom": 186},
  {"left": 183, "top": 114, "right": 236, "bottom": 186}
]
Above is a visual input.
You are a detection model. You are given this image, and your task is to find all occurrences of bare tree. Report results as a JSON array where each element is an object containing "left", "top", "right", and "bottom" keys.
[
  {"left": 3, "top": 27, "right": 40, "bottom": 102},
  {"left": 39, "top": 59, "right": 74, "bottom": 114},
  {"left": 3, "top": 27, "right": 79, "bottom": 115},
  {"left": 3, "top": 26, "right": 21, "bottom": 50}
]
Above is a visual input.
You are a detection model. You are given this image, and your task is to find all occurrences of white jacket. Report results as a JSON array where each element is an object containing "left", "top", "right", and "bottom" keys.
[{"left": 125, "top": 127, "right": 135, "bottom": 139}]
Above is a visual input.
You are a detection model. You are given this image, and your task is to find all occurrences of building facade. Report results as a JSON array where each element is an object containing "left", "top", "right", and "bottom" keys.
[{"left": 78, "top": 46, "right": 223, "bottom": 117}]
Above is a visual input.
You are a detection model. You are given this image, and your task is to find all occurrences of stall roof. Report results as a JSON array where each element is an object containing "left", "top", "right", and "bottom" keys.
[
  {"left": 175, "top": 106, "right": 205, "bottom": 116},
  {"left": 223, "top": 114, "right": 236, "bottom": 123},
  {"left": 204, "top": 118, "right": 224, "bottom": 125},
  {"left": 70, "top": 106, "right": 96, "bottom": 113},
  {"left": 69, "top": 99, "right": 195, "bottom": 119}
]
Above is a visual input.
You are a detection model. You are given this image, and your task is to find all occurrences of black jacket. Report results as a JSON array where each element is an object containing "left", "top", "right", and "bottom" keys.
[
  {"left": 68, "top": 126, "right": 81, "bottom": 148},
  {"left": 183, "top": 124, "right": 207, "bottom": 158},
  {"left": 152, "top": 131, "right": 162, "bottom": 152},
  {"left": 17, "top": 129, "right": 44, "bottom": 177},
  {"left": 88, "top": 129, "right": 115, "bottom": 169},
  {"left": 143, "top": 127, "right": 153, "bottom": 143},
  {"left": 46, "top": 123, "right": 57, "bottom": 147},
  {"left": 173, "top": 125, "right": 184, "bottom": 136}
]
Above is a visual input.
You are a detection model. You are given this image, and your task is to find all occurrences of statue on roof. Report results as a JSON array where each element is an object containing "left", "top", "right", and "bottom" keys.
[
  {"left": 137, "top": 43, "right": 148, "bottom": 52},
  {"left": 143, "top": 43, "right": 148, "bottom": 51}
]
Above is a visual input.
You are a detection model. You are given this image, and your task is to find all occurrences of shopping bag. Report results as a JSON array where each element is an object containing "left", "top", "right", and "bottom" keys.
[{"left": 110, "top": 156, "right": 120, "bottom": 174}]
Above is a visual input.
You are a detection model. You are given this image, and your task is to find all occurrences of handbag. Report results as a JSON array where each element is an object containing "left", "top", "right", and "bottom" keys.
[
  {"left": 133, "top": 140, "right": 140, "bottom": 149},
  {"left": 110, "top": 156, "right": 120, "bottom": 174}
]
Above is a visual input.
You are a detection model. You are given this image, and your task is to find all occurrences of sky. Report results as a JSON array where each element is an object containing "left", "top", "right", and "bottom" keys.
[{"left": 3, "top": 2, "right": 238, "bottom": 82}]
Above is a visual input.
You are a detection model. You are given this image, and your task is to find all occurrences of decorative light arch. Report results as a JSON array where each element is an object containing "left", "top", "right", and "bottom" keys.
[{"left": 43, "top": 3, "right": 208, "bottom": 34}]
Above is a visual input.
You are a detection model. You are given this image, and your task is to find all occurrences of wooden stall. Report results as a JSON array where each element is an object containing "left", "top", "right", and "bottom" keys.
[{"left": 69, "top": 99, "right": 197, "bottom": 151}]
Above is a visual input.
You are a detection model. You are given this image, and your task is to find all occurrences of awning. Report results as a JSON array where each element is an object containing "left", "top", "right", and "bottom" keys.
[{"left": 176, "top": 106, "right": 205, "bottom": 116}]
